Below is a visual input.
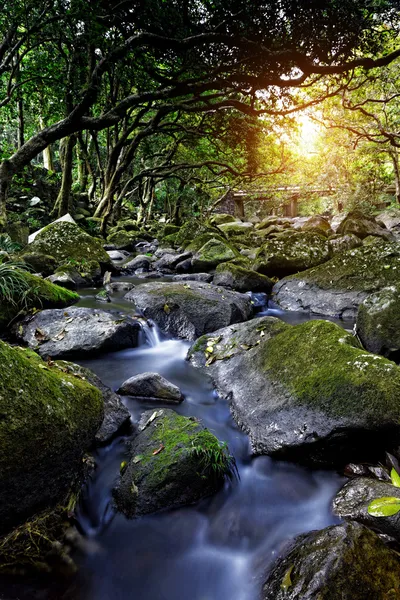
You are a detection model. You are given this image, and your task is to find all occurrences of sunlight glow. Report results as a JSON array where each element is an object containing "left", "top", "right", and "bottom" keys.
[{"left": 298, "top": 115, "right": 320, "bottom": 154}]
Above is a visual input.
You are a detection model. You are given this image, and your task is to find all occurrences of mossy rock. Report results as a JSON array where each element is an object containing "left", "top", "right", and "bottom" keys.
[
  {"left": 191, "top": 238, "right": 238, "bottom": 271},
  {"left": 0, "top": 341, "right": 103, "bottom": 535},
  {"left": 217, "top": 221, "right": 254, "bottom": 237},
  {"left": 337, "top": 210, "right": 392, "bottom": 240},
  {"left": 106, "top": 230, "right": 138, "bottom": 250},
  {"left": 163, "top": 224, "right": 180, "bottom": 237},
  {"left": 357, "top": 284, "right": 400, "bottom": 359},
  {"left": 174, "top": 219, "right": 217, "bottom": 248},
  {"left": 162, "top": 233, "right": 178, "bottom": 246},
  {"left": 213, "top": 262, "right": 273, "bottom": 293},
  {"left": 0, "top": 270, "right": 79, "bottom": 329},
  {"left": 114, "top": 219, "right": 139, "bottom": 232},
  {"left": 186, "top": 232, "right": 228, "bottom": 253},
  {"left": 25, "top": 222, "right": 111, "bottom": 270},
  {"left": 113, "top": 408, "right": 233, "bottom": 516},
  {"left": 20, "top": 253, "right": 57, "bottom": 277},
  {"left": 329, "top": 233, "right": 362, "bottom": 254},
  {"left": 254, "top": 231, "right": 331, "bottom": 277},
  {"left": 56, "top": 258, "right": 102, "bottom": 285},
  {"left": 301, "top": 215, "right": 333, "bottom": 237},
  {"left": 209, "top": 213, "right": 237, "bottom": 226},
  {"left": 188, "top": 317, "right": 400, "bottom": 467},
  {"left": 263, "top": 522, "right": 400, "bottom": 600}
]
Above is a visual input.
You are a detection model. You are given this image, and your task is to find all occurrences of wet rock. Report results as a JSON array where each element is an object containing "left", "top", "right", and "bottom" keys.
[
  {"left": 124, "top": 281, "right": 253, "bottom": 340},
  {"left": 356, "top": 285, "right": 400, "bottom": 358},
  {"left": 106, "top": 230, "right": 139, "bottom": 251},
  {"left": 46, "top": 271, "right": 81, "bottom": 290},
  {"left": 173, "top": 273, "right": 213, "bottom": 283},
  {"left": 273, "top": 239, "right": 400, "bottom": 318},
  {"left": 0, "top": 341, "right": 103, "bottom": 535},
  {"left": 337, "top": 210, "right": 393, "bottom": 240},
  {"left": 15, "top": 307, "right": 141, "bottom": 358},
  {"left": 377, "top": 208, "right": 400, "bottom": 232},
  {"left": 213, "top": 262, "right": 273, "bottom": 293},
  {"left": 332, "top": 477, "right": 400, "bottom": 542},
  {"left": 217, "top": 221, "right": 254, "bottom": 236},
  {"left": 262, "top": 522, "right": 400, "bottom": 600},
  {"left": 113, "top": 409, "right": 232, "bottom": 516},
  {"left": 329, "top": 233, "right": 362, "bottom": 254},
  {"left": 57, "top": 362, "right": 131, "bottom": 445},
  {"left": 106, "top": 281, "right": 135, "bottom": 293},
  {"left": 154, "top": 251, "right": 192, "bottom": 271},
  {"left": 95, "top": 289, "right": 111, "bottom": 303},
  {"left": 188, "top": 317, "right": 400, "bottom": 467},
  {"left": 107, "top": 250, "right": 130, "bottom": 261},
  {"left": 20, "top": 253, "right": 57, "bottom": 277},
  {"left": 209, "top": 214, "right": 238, "bottom": 226},
  {"left": 254, "top": 231, "right": 331, "bottom": 278},
  {"left": 118, "top": 372, "right": 183, "bottom": 403}
]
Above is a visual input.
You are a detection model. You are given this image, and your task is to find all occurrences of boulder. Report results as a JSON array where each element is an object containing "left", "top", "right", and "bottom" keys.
[
  {"left": 57, "top": 362, "right": 131, "bottom": 445},
  {"left": 123, "top": 255, "right": 152, "bottom": 272},
  {"left": 113, "top": 408, "right": 233, "bottom": 516},
  {"left": 217, "top": 221, "right": 254, "bottom": 236},
  {"left": 174, "top": 219, "right": 217, "bottom": 249},
  {"left": 20, "top": 253, "right": 57, "bottom": 277},
  {"left": 337, "top": 210, "right": 393, "bottom": 240},
  {"left": 47, "top": 271, "right": 82, "bottom": 290},
  {"left": 0, "top": 341, "right": 103, "bottom": 535},
  {"left": 329, "top": 233, "right": 362, "bottom": 254},
  {"left": 191, "top": 238, "right": 237, "bottom": 271},
  {"left": 15, "top": 307, "right": 141, "bottom": 358},
  {"left": 26, "top": 221, "right": 111, "bottom": 271},
  {"left": 154, "top": 251, "right": 192, "bottom": 271},
  {"left": 124, "top": 281, "right": 253, "bottom": 340},
  {"left": 117, "top": 372, "right": 183, "bottom": 403},
  {"left": 377, "top": 208, "right": 400, "bottom": 232},
  {"left": 106, "top": 230, "right": 139, "bottom": 250},
  {"left": 107, "top": 250, "right": 130, "bottom": 261},
  {"left": 188, "top": 317, "right": 400, "bottom": 467},
  {"left": 254, "top": 231, "right": 331, "bottom": 278},
  {"left": 106, "top": 281, "right": 135, "bottom": 293},
  {"left": 333, "top": 477, "right": 400, "bottom": 542},
  {"left": 52, "top": 258, "right": 102, "bottom": 286},
  {"left": 209, "top": 214, "right": 238, "bottom": 226},
  {"left": 262, "top": 522, "right": 400, "bottom": 600},
  {"left": 172, "top": 273, "right": 213, "bottom": 283},
  {"left": 28, "top": 213, "right": 75, "bottom": 244},
  {"left": 357, "top": 285, "right": 400, "bottom": 359},
  {"left": 213, "top": 262, "right": 273, "bottom": 293},
  {"left": 273, "top": 239, "right": 400, "bottom": 318},
  {"left": 301, "top": 215, "right": 333, "bottom": 236}
]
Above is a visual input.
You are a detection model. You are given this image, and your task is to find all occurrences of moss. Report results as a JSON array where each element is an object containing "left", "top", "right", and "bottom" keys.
[
  {"left": 191, "top": 238, "right": 237, "bottom": 270},
  {"left": 163, "top": 224, "right": 180, "bottom": 237},
  {"left": 25, "top": 221, "right": 110, "bottom": 268},
  {"left": 174, "top": 219, "right": 217, "bottom": 248},
  {"left": 357, "top": 285, "right": 400, "bottom": 356},
  {"left": 263, "top": 320, "right": 400, "bottom": 420},
  {"left": 0, "top": 341, "right": 103, "bottom": 534},
  {"left": 209, "top": 214, "right": 237, "bottom": 226},
  {"left": 163, "top": 233, "right": 178, "bottom": 246},
  {"left": 288, "top": 239, "right": 400, "bottom": 293}
]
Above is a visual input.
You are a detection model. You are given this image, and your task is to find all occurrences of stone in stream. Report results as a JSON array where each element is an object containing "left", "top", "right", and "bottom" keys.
[
  {"left": 107, "top": 250, "right": 130, "bottom": 261},
  {"left": 332, "top": 476, "right": 400, "bottom": 543},
  {"left": 213, "top": 262, "right": 273, "bottom": 293},
  {"left": 14, "top": 307, "right": 141, "bottom": 358},
  {"left": 117, "top": 372, "right": 183, "bottom": 403},
  {"left": 122, "top": 254, "right": 152, "bottom": 272},
  {"left": 273, "top": 238, "right": 400, "bottom": 319},
  {"left": 113, "top": 408, "right": 234, "bottom": 517},
  {"left": 173, "top": 273, "right": 213, "bottom": 283},
  {"left": 191, "top": 238, "right": 237, "bottom": 271},
  {"left": 188, "top": 316, "right": 400, "bottom": 467},
  {"left": 254, "top": 231, "right": 331, "bottom": 278},
  {"left": 124, "top": 281, "right": 253, "bottom": 340},
  {"left": 356, "top": 285, "right": 400, "bottom": 359},
  {"left": 57, "top": 361, "right": 131, "bottom": 445},
  {"left": 337, "top": 209, "right": 393, "bottom": 241},
  {"left": 262, "top": 522, "right": 400, "bottom": 599},
  {"left": 0, "top": 340, "right": 103, "bottom": 536},
  {"left": 154, "top": 251, "right": 192, "bottom": 272}
]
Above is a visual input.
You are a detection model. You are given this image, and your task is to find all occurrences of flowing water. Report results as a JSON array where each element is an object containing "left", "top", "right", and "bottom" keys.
[{"left": 1, "top": 279, "right": 349, "bottom": 600}]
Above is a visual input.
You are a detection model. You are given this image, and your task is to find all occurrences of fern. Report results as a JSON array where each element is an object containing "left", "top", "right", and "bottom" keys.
[
  {"left": 188, "top": 440, "right": 239, "bottom": 482},
  {"left": 0, "top": 261, "right": 41, "bottom": 312},
  {"left": 0, "top": 234, "right": 22, "bottom": 255}
]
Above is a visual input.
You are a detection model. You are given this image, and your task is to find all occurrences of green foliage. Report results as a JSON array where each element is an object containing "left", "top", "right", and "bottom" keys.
[
  {"left": 0, "top": 261, "right": 39, "bottom": 311},
  {"left": 188, "top": 440, "right": 239, "bottom": 482},
  {"left": 367, "top": 466, "right": 400, "bottom": 517},
  {"left": 0, "top": 234, "right": 21, "bottom": 254}
]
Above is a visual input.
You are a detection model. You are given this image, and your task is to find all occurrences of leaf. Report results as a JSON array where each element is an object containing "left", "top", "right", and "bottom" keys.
[
  {"left": 65, "top": 317, "right": 74, "bottom": 323},
  {"left": 120, "top": 461, "right": 128, "bottom": 473},
  {"left": 164, "top": 303, "right": 170, "bottom": 314},
  {"left": 391, "top": 468, "right": 400, "bottom": 488},
  {"left": 133, "top": 455, "right": 144, "bottom": 464},
  {"left": 206, "top": 346, "right": 214, "bottom": 353},
  {"left": 139, "top": 410, "right": 160, "bottom": 431},
  {"left": 152, "top": 444, "right": 165, "bottom": 456},
  {"left": 368, "top": 496, "right": 400, "bottom": 517},
  {"left": 281, "top": 565, "right": 294, "bottom": 591},
  {"left": 34, "top": 327, "right": 48, "bottom": 342}
]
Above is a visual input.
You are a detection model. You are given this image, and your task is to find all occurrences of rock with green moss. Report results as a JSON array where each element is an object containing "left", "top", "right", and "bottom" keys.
[
  {"left": 113, "top": 219, "right": 139, "bottom": 232},
  {"left": 191, "top": 238, "right": 237, "bottom": 271},
  {"left": 213, "top": 262, "right": 273, "bottom": 293},
  {"left": 332, "top": 477, "right": 400, "bottom": 543},
  {"left": 113, "top": 408, "right": 233, "bottom": 516},
  {"left": 329, "top": 233, "right": 362, "bottom": 254},
  {"left": 209, "top": 214, "right": 237, "bottom": 226},
  {"left": 163, "top": 233, "right": 178, "bottom": 246},
  {"left": 55, "top": 258, "right": 102, "bottom": 286},
  {"left": 124, "top": 281, "right": 253, "bottom": 340},
  {"left": 188, "top": 317, "right": 400, "bottom": 467},
  {"left": 0, "top": 340, "right": 103, "bottom": 535},
  {"left": 217, "top": 221, "right": 254, "bottom": 237},
  {"left": 106, "top": 230, "right": 139, "bottom": 250},
  {"left": 0, "top": 270, "right": 79, "bottom": 329},
  {"left": 186, "top": 232, "right": 229, "bottom": 253},
  {"left": 254, "top": 231, "right": 331, "bottom": 278},
  {"left": 25, "top": 221, "right": 111, "bottom": 271},
  {"left": 262, "top": 522, "right": 400, "bottom": 600},
  {"left": 57, "top": 361, "right": 131, "bottom": 445},
  {"left": 174, "top": 219, "right": 217, "bottom": 248},
  {"left": 255, "top": 217, "right": 292, "bottom": 231},
  {"left": 15, "top": 307, "right": 141, "bottom": 358},
  {"left": 273, "top": 239, "right": 400, "bottom": 318},
  {"left": 337, "top": 210, "right": 393, "bottom": 240},
  {"left": 356, "top": 285, "right": 400, "bottom": 358},
  {"left": 301, "top": 215, "right": 333, "bottom": 237},
  {"left": 163, "top": 224, "right": 180, "bottom": 237},
  {"left": 20, "top": 253, "right": 57, "bottom": 277}
]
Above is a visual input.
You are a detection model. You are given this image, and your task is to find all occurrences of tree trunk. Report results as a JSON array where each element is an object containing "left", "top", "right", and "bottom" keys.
[
  {"left": 0, "top": 161, "right": 12, "bottom": 229},
  {"left": 52, "top": 135, "right": 76, "bottom": 218},
  {"left": 389, "top": 149, "right": 400, "bottom": 203},
  {"left": 39, "top": 116, "right": 54, "bottom": 171}
]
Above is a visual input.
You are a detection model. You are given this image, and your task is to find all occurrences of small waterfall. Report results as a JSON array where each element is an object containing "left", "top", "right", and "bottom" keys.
[{"left": 142, "top": 319, "right": 163, "bottom": 346}]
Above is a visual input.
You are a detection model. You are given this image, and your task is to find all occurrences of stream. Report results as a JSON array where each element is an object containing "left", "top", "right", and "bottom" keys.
[{"left": 2, "top": 279, "right": 350, "bottom": 600}]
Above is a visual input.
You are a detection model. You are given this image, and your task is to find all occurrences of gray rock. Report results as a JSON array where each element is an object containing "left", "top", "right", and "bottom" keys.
[
  {"left": 117, "top": 372, "right": 183, "bottom": 403},
  {"left": 154, "top": 251, "right": 192, "bottom": 271},
  {"left": 329, "top": 233, "right": 362, "bottom": 254},
  {"left": 262, "top": 522, "right": 400, "bottom": 599},
  {"left": 107, "top": 250, "right": 130, "bottom": 261},
  {"left": 124, "top": 281, "right": 253, "bottom": 340},
  {"left": 173, "top": 273, "right": 213, "bottom": 283},
  {"left": 333, "top": 476, "right": 400, "bottom": 542},
  {"left": 47, "top": 272, "right": 80, "bottom": 290},
  {"left": 106, "top": 281, "right": 135, "bottom": 293},
  {"left": 57, "top": 362, "right": 131, "bottom": 444},
  {"left": 113, "top": 409, "right": 231, "bottom": 517},
  {"left": 188, "top": 317, "right": 400, "bottom": 467},
  {"left": 337, "top": 210, "right": 393, "bottom": 240},
  {"left": 357, "top": 285, "right": 400, "bottom": 358},
  {"left": 123, "top": 254, "right": 152, "bottom": 272},
  {"left": 15, "top": 307, "right": 141, "bottom": 358},
  {"left": 213, "top": 263, "right": 273, "bottom": 293},
  {"left": 273, "top": 239, "right": 400, "bottom": 318}
]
